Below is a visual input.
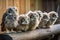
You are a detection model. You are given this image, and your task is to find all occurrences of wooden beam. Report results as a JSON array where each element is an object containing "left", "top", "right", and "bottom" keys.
[{"left": 0, "top": 24, "right": 60, "bottom": 40}]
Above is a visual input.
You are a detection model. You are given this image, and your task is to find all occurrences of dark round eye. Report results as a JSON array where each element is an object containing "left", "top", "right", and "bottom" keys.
[
  {"left": 8, "top": 8, "right": 13, "bottom": 13},
  {"left": 21, "top": 18, "right": 25, "bottom": 22},
  {"left": 15, "top": 9, "right": 17, "bottom": 11},
  {"left": 52, "top": 14, "right": 56, "bottom": 17},
  {"left": 30, "top": 15, "right": 34, "bottom": 18},
  {"left": 37, "top": 12, "right": 41, "bottom": 17},
  {"left": 8, "top": 11, "right": 11, "bottom": 13},
  {"left": 14, "top": 16, "right": 16, "bottom": 19}
]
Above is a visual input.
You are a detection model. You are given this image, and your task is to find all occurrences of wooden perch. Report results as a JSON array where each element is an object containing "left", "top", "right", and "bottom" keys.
[{"left": 0, "top": 24, "right": 60, "bottom": 40}]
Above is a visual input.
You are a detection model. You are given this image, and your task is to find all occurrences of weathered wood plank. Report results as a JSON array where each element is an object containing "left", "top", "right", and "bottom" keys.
[{"left": 0, "top": 24, "right": 60, "bottom": 40}]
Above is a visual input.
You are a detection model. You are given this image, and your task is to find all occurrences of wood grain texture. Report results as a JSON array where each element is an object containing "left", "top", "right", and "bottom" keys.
[
  {"left": 14, "top": 0, "right": 19, "bottom": 13},
  {"left": 30, "top": 0, "right": 36, "bottom": 11},
  {"left": 0, "top": 24, "right": 60, "bottom": 40},
  {"left": 19, "top": 0, "right": 26, "bottom": 14},
  {"left": 26, "top": 0, "right": 30, "bottom": 13}
]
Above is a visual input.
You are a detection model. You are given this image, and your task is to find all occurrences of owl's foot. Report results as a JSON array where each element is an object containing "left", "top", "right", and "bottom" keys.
[
  {"left": 6, "top": 30, "right": 10, "bottom": 33},
  {"left": 5, "top": 28, "right": 10, "bottom": 33},
  {"left": 11, "top": 29, "right": 15, "bottom": 33}
]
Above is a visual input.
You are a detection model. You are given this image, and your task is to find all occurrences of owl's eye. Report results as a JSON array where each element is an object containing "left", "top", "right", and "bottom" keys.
[
  {"left": 8, "top": 10, "right": 11, "bottom": 13},
  {"left": 35, "top": 14, "right": 38, "bottom": 17},
  {"left": 14, "top": 16, "right": 16, "bottom": 19},
  {"left": 8, "top": 8, "right": 13, "bottom": 13},
  {"left": 37, "top": 12, "right": 41, "bottom": 17},
  {"left": 52, "top": 14, "right": 56, "bottom": 17},
  {"left": 15, "top": 9, "right": 17, "bottom": 11},
  {"left": 39, "top": 14, "right": 41, "bottom": 17},
  {"left": 21, "top": 18, "right": 25, "bottom": 22}
]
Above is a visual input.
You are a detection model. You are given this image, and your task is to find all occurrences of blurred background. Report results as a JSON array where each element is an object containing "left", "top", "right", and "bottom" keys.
[{"left": 0, "top": 0, "right": 60, "bottom": 32}]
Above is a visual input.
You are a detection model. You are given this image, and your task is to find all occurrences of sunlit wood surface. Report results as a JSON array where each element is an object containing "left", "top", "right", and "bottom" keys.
[{"left": 0, "top": 24, "right": 60, "bottom": 40}]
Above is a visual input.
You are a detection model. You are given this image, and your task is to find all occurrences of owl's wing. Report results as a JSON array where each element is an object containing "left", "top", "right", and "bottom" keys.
[{"left": 1, "top": 13, "right": 8, "bottom": 31}]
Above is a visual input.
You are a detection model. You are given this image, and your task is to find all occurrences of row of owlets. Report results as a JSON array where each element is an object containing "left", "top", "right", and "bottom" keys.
[{"left": 1, "top": 7, "right": 58, "bottom": 33}]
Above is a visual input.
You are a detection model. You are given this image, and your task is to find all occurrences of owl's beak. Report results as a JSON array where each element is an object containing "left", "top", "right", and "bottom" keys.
[
  {"left": 22, "top": 21, "right": 28, "bottom": 24},
  {"left": 53, "top": 17, "right": 57, "bottom": 19},
  {"left": 22, "top": 22, "right": 26, "bottom": 24},
  {"left": 31, "top": 18, "right": 34, "bottom": 21},
  {"left": 44, "top": 19, "right": 49, "bottom": 21},
  {"left": 9, "top": 13, "right": 12, "bottom": 15},
  {"left": 46, "top": 19, "right": 49, "bottom": 21}
]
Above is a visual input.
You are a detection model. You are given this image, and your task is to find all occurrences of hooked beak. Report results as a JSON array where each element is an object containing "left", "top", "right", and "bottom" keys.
[
  {"left": 22, "top": 21, "right": 29, "bottom": 24},
  {"left": 44, "top": 19, "right": 49, "bottom": 21},
  {"left": 53, "top": 17, "right": 57, "bottom": 19}
]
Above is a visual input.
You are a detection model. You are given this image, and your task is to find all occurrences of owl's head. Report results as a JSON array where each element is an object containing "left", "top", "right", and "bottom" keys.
[
  {"left": 42, "top": 12, "right": 50, "bottom": 22},
  {"left": 48, "top": 11, "right": 58, "bottom": 20},
  {"left": 48, "top": 11, "right": 58, "bottom": 25},
  {"left": 35, "top": 10, "right": 43, "bottom": 21},
  {"left": 18, "top": 14, "right": 30, "bottom": 25},
  {"left": 7, "top": 6, "right": 18, "bottom": 13},
  {"left": 27, "top": 11, "right": 37, "bottom": 21},
  {"left": 5, "top": 7, "right": 19, "bottom": 20}
]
